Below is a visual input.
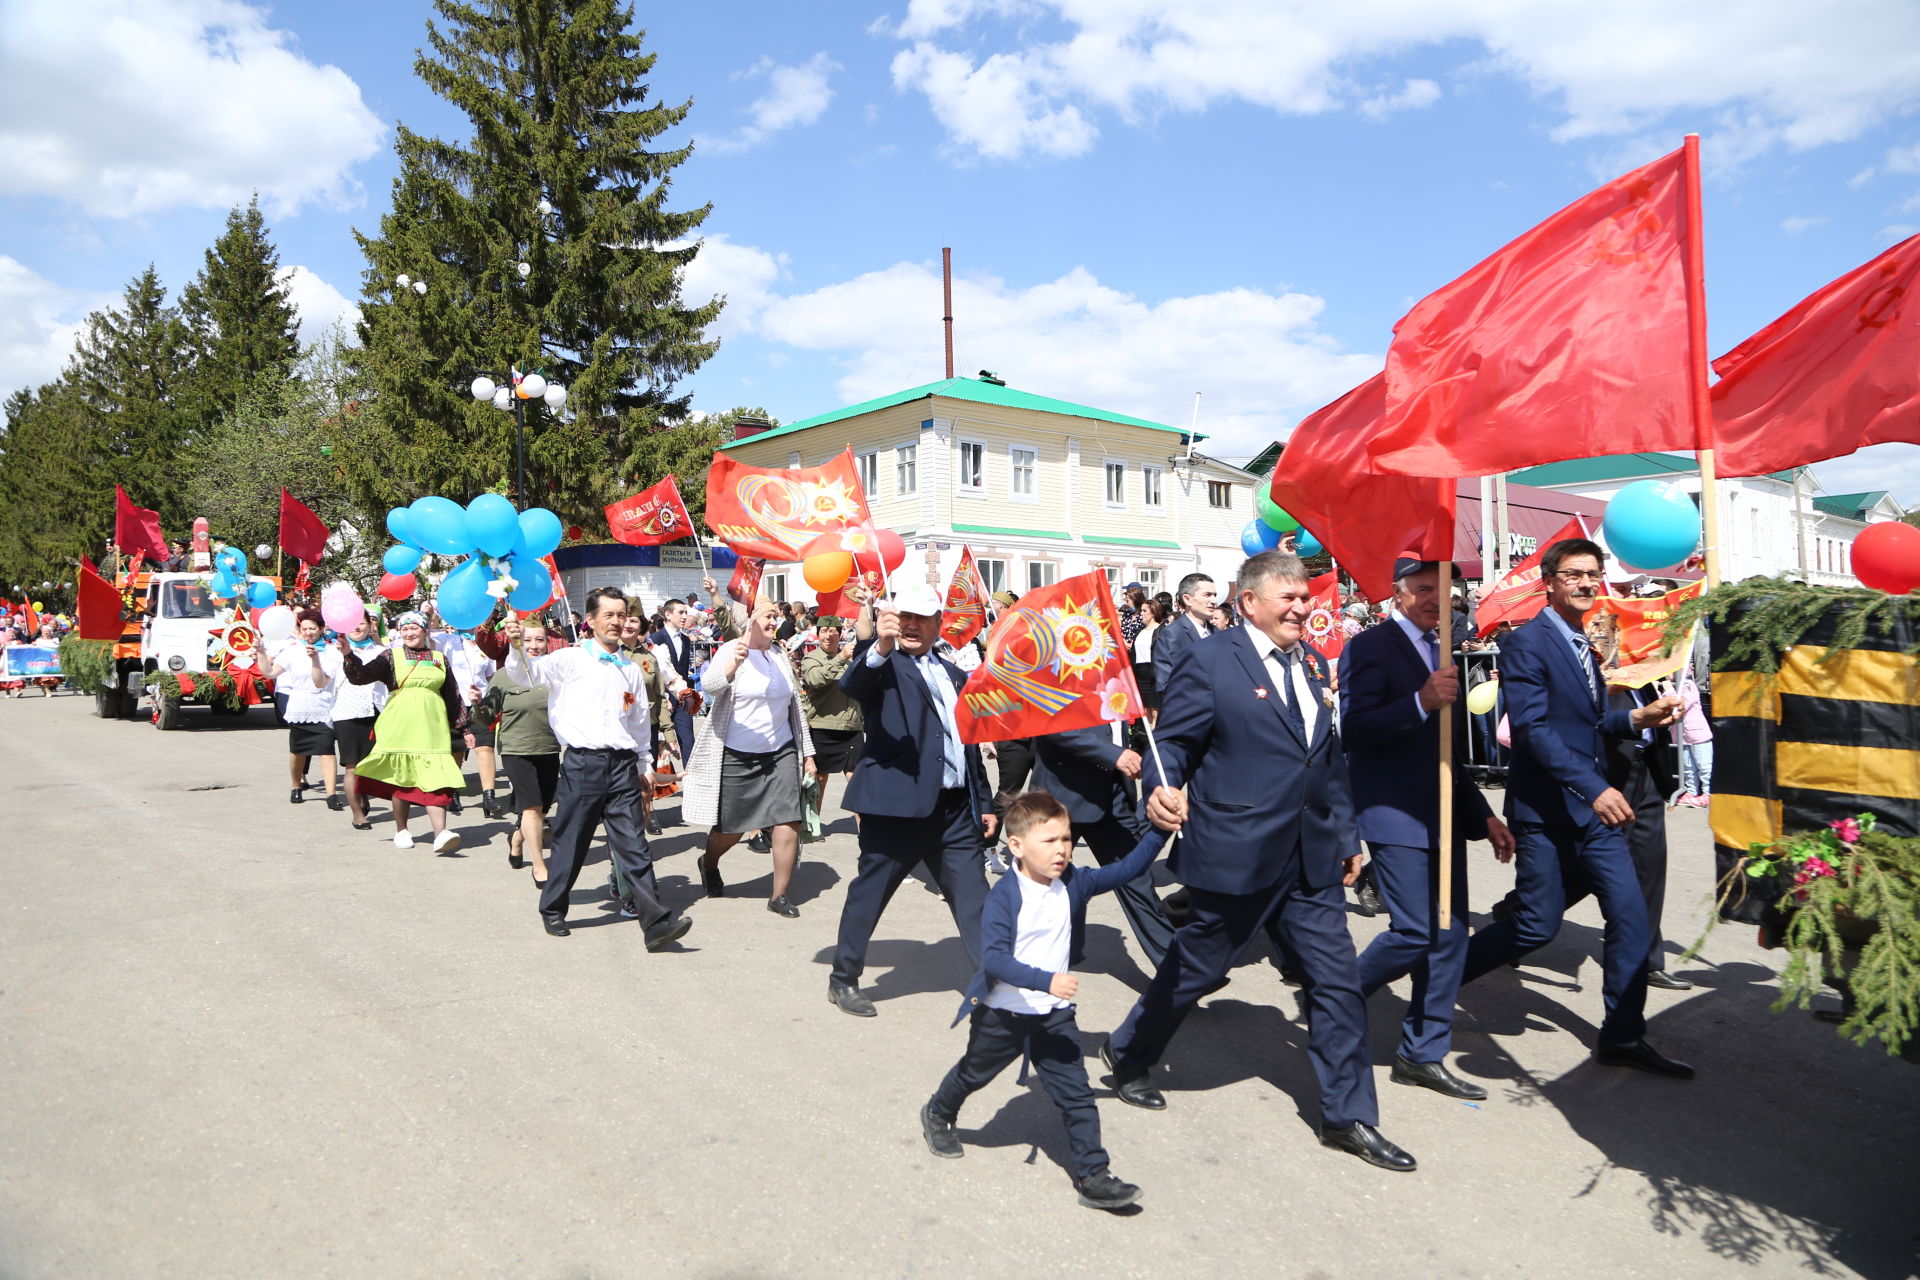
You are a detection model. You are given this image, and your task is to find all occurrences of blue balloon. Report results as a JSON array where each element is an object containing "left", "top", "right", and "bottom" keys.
[
  {"left": 386, "top": 507, "right": 418, "bottom": 549},
  {"left": 209, "top": 572, "right": 238, "bottom": 599},
  {"left": 517, "top": 507, "right": 563, "bottom": 559},
  {"left": 435, "top": 556, "right": 494, "bottom": 630},
  {"left": 1240, "top": 519, "right": 1283, "bottom": 557},
  {"left": 466, "top": 493, "right": 522, "bottom": 558},
  {"left": 1602, "top": 479, "right": 1700, "bottom": 572},
  {"left": 1293, "top": 528, "right": 1324, "bottom": 558},
  {"left": 246, "top": 580, "right": 278, "bottom": 608},
  {"left": 506, "top": 554, "right": 550, "bottom": 611},
  {"left": 409, "top": 496, "right": 474, "bottom": 557},
  {"left": 383, "top": 544, "right": 423, "bottom": 576},
  {"left": 218, "top": 547, "right": 247, "bottom": 576}
]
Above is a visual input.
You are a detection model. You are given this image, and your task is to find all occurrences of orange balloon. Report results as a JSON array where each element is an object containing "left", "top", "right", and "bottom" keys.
[{"left": 803, "top": 551, "right": 853, "bottom": 593}]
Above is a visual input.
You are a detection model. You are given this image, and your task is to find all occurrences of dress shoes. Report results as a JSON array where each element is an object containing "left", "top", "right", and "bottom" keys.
[
  {"left": 449, "top": 795, "right": 463, "bottom": 816},
  {"left": 643, "top": 912, "right": 692, "bottom": 951},
  {"left": 767, "top": 894, "right": 799, "bottom": 918},
  {"left": 325, "top": 793, "right": 346, "bottom": 812},
  {"left": 1100, "top": 1039, "right": 1166, "bottom": 1110},
  {"left": 1646, "top": 969, "right": 1694, "bottom": 991},
  {"left": 1354, "top": 881, "right": 1383, "bottom": 917},
  {"left": 699, "top": 855, "right": 726, "bottom": 898},
  {"left": 920, "top": 1103, "right": 963, "bottom": 1159},
  {"left": 1595, "top": 1039, "right": 1695, "bottom": 1079},
  {"left": 828, "top": 981, "right": 877, "bottom": 1017},
  {"left": 1074, "top": 1170, "right": 1141, "bottom": 1210},
  {"left": 645, "top": 814, "right": 663, "bottom": 836},
  {"left": 1390, "top": 1054, "right": 1488, "bottom": 1100},
  {"left": 289, "top": 789, "right": 304, "bottom": 804},
  {"left": 1319, "top": 1122, "right": 1417, "bottom": 1172},
  {"left": 542, "top": 916, "right": 571, "bottom": 937}
]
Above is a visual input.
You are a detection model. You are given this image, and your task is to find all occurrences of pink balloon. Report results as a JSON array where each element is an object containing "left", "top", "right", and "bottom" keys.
[{"left": 320, "top": 585, "right": 366, "bottom": 632}]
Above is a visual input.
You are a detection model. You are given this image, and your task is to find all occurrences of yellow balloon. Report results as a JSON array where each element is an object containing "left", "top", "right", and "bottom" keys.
[
  {"left": 1465, "top": 679, "right": 1500, "bottom": 716},
  {"left": 32, "top": 600, "right": 44, "bottom": 612}
]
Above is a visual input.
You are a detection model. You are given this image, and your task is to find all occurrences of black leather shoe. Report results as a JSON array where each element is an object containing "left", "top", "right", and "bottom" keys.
[
  {"left": 480, "top": 792, "right": 503, "bottom": 820},
  {"left": 1319, "top": 1122, "right": 1417, "bottom": 1171},
  {"left": 1595, "top": 1039, "right": 1695, "bottom": 1079},
  {"left": 920, "top": 1103, "right": 963, "bottom": 1159},
  {"left": 289, "top": 789, "right": 304, "bottom": 804},
  {"left": 1391, "top": 1054, "right": 1488, "bottom": 1100},
  {"left": 645, "top": 814, "right": 663, "bottom": 836},
  {"left": 1354, "top": 881, "right": 1383, "bottom": 917},
  {"left": 1100, "top": 1039, "right": 1166, "bottom": 1110},
  {"left": 542, "top": 916, "right": 570, "bottom": 937},
  {"left": 643, "top": 913, "right": 691, "bottom": 951},
  {"left": 1074, "top": 1170, "right": 1141, "bottom": 1210},
  {"left": 828, "top": 981, "right": 877, "bottom": 1017},
  {"left": 325, "top": 793, "right": 346, "bottom": 812},
  {"left": 449, "top": 795, "right": 463, "bottom": 816},
  {"left": 699, "top": 855, "right": 725, "bottom": 898},
  {"left": 1646, "top": 969, "right": 1694, "bottom": 991},
  {"left": 767, "top": 895, "right": 799, "bottom": 918}
]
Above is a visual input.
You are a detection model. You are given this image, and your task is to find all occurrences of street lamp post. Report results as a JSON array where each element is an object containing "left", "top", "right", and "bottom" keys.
[{"left": 469, "top": 370, "right": 566, "bottom": 512}]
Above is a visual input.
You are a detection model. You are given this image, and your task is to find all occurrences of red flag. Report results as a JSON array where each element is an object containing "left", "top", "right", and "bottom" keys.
[
  {"left": 1269, "top": 374, "right": 1456, "bottom": 603},
  {"left": 1710, "top": 233, "right": 1920, "bottom": 476},
  {"left": 816, "top": 568, "right": 884, "bottom": 622},
  {"left": 1472, "top": 516, "right": 1588, "bottom": 637},
  {"left": 113, "top": 485, "right": 168, "bottom": 562},
  {"left": 1301, "top": 570, "right": 1347, "bottom": 660},
  {"left": 278, "top": 489, "right": 330, "bottom": 563},
  {"left": 605, "top": 476, "right": 695, "bottom": 546},
  {"left": 941, "top": 547, "right": 989, "bottom": 648},
  {"left": 1369, "top": 147, "right": 1694, "bottom": 476},
  {"left": 705, "top": 448, "right": 874, "bottom": 561},
  {"left": 77, "top": 559, "right": 125, "bottom": 641},
  {"left": 1586, "top": 581, "right": 1705, "bottom": 685},
  {"left": 727, "top": 556, "right": 764, "bottom": 606},
  {"left": 956, "top": 570, "right": 1143, "bottom": 746}
]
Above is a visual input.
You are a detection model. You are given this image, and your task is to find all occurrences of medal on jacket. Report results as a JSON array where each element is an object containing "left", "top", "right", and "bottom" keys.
[{"left": 1254, "top": 687, "right": 1268, "bottom": 699}]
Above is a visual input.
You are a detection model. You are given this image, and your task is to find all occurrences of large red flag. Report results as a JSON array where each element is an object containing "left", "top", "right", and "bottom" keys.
[
  {"left": 705, "top": 448, "right": 874, "bottom": 561},
  {"left": 113, "top": 485, "right": 167, "bottom": 562},
  {"left": 77, "top": 559, "right": 125, "bottom": 641},
  {"left": 1710, "top": 233, "right": 1920, "bottom": 477},
  {"left": 941, "top": 547, "right": 990, "bottom": 648},
  {"left": 1301, "top": 570, "right": 1347, "bottom": 660},
  {"left": 956, "top": 570, "right": 1143, "bottom": 745},
  {"left": 1369, "top": 147, "right": 1694, "bottom": 476},
  {"left": 278, "top": 489, "right": 330, "bottom": 563},
  {"left": 1473, "top": 516, "right": 1588, "bottom": 637},
  {"left": 605, "top": 476, "right": 695, "bottom": 546},
  {"left": 1269, "top": 374, "right": 1455, "bottom": 603}
]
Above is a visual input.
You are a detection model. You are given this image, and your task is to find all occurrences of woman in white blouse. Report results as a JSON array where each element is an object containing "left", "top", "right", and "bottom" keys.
[
  {"left": 268, "top": 609, "right": 340, "bottom": 809},
  {"left": 682, "top": 598, "right": 818, "bottom": 918}
]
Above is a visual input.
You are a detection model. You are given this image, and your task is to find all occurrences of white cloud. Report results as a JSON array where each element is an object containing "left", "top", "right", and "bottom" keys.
[
  {"left": 1360, "top": 78, "right": 1442, "bottom": 121},
  {"left": 881, "top": 0, "right": 1920, "bottom": 162},
  {"left": 1780, "top": 215, "right": 1829, "bottom": 234},
  {"left": 1882, "top": 223, "right": 1920, "bottom": 241},
  {"left": 704, "top": 53, "right": 840, "bottom": 153},
  {"left": 676, "top": 234, "right": 791, "bottom": 339},
  {"left": 1810, "top": 443, "right": 1920, "bottom": 506},
  {"left": 275, "top": 266, "right": 360, "bottom": 345},
  {"left": 1885, "top": 141, "right": 1920, "bottom": 173},
  {"left": 0, "top": 258, "right": 113, "bottom": 405}
]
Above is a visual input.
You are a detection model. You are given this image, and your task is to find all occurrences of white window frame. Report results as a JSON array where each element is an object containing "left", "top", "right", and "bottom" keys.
[
  {"left": 856, "top": 449, "right": 881, "bottom": 499},
  {"left": 1141, "top": 464, "right": 1164, "bottom": 510},
  {"left": 895, "top": 443, "right": 917, "bottom": 496},
  {"left": 1100, "top": 565, "right": 1122, "bottom": 589},
  {"left": 1135, "top": 567, "right": 1163, "bottom": 592},
  {"left": 956, "top": 437, "right": 987, "bottom": 495},
  {"left": 1008, "top": 444, "right": 1038, "bottom": 502},
  {"left": 1104, "top": 460, "right": 1127, "bottom": 509},
  {"left": 1206, "top": 480, "right": 1233, "bottom": 509},
  {"left": 977, "top": 558, "right": 1008, "bottom": 595},
  {"left": 763, "top": 571, "right": 789, "bottom": 603},
  {"left": 1027, "top": 560, "right": 1059, "bottom": 590}
]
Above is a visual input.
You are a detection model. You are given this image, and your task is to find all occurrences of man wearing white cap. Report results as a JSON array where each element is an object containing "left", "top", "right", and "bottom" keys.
[{"left": 827, "top": 583, "right": 998, "bottom": 1017}]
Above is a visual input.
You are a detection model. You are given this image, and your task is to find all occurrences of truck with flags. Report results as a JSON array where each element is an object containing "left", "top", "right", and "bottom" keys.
[{"left": 73, "top": 565, "right": 280, "bottom": 729}]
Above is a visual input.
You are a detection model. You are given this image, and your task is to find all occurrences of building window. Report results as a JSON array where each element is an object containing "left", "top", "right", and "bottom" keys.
[
  {"left": 764, "top": 572, "right": 788, "bottom": 603},
  {"left": 957, "top": 439, "right": 985, "bottom": 492},
  {"left": 1104, "top": 461, "right": 1126, "bottom": 507},
  {"left": 856, "top": 450, "right": 880, "bottom": 498},
  {"left": 1100, "top": 565, "right": 1122, "bottom": 589},
  {"left": 1207, "top": 481, "right": 1232, "bottom": 509},
  {"left": 977, "top": 558, "right": 1008, "bottom": 595},
  {"left": 1142, "top": 465, "right": 1164, "bottom": 508},
  {"left": 1027, "top": 560, "right": 1058, "bottom": 590},
  {"left": 895, "top": 443, "right": 917, "bottom": 496},
  {"left": 1010, "top": 445, "right": 1037, "bottom": 499},
  {"left": 1135, "top": 568, "right": 1162, "bottom": 592}
]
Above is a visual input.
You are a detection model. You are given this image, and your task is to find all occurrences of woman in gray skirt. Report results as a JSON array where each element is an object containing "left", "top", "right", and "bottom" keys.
[{"left": 683, "top": 597, "right": 817, "bottom": 918}]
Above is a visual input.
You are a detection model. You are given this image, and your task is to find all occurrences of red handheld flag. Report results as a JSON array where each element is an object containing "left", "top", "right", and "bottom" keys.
[
  {"left": 1302, "top": 570, "right": 1347, "bottom": 660},
  {"left": 1369, "top": 147, "right": 1694, "bottom": 476},
  {"left": 816, "top": 568, "right": 884, "bottom": 623},
  {"left": 77, "top": 559, "right": 125, "bottom": 641},
  {"left": 113, "top": 485, "right": 168, "bottom": 562},
  {"left": 956, "top": 570, "right": 1143, "bottom": 746},
  {"left": 278, "top": 489, "right": 330, "bottom": 564},
  {"left": 606, "top": 476, "right": 695, "bottom": 546},
  {"left": 706, "top": 448, "right": 874, "bottom": 561},
  {"left": 1710, "top": 233, "right": 1920, "bottom": 477},
  {"left": 727, "top": 556, "right": 765, "bottom": 606},
  {"left": 1472, "top": 516, "right": 1588, "bottom": 637},
  {"left": 941, "top": 547, "right": 990, "bottom": 648}
]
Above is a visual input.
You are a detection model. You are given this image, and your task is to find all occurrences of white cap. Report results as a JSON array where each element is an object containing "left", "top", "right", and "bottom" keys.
[{"left": 889, "top": 584, "right": 945, "bottom": 617}]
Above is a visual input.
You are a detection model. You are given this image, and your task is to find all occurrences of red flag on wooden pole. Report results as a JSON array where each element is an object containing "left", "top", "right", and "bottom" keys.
[
  {"left": 605, "top": 476, "right": 695, "bottom": 545},
  {"left": 113, "top": 486, "right": 168, "bottom": 562},
  {"left": 956, "top": 570, "right": 1143, "bottom": 745},
  {"left": 278, "top": 489, "right": 330, "bottom": 564}
]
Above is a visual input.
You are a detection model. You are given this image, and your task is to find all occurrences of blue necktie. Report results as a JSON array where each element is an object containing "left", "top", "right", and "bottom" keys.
[
  {"left": 1422, "top": 630, "right": 1440, "bottom": 671},
  {"left": 1273, "top": 650, "right": 1306, "bottom": 740},
  {"left": 598, "top": 649, "right": 630, "bottom": 668},
  {"left": 1571, "top": 635, "right": 1597, "bottom": 701}
]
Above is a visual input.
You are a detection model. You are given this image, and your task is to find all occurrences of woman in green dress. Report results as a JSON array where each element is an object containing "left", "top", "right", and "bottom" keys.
[{"left": 338, "top": 610, "right": 468, "bottom": 853}]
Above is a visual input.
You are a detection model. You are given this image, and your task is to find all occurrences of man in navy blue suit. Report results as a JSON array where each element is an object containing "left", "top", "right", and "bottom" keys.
[
  {"left": 1103, "top": 550, "right": 1416, "bottom": 1172},
  {"left": 1460, "top": 538, "right": 1692, "bottom": 1078},
  {"left": 1149, "top": 571, "right": 1216, "bottom": 696},
  {"left": 1341, "top": 558, "right": 1515, "bottom": 1101},
  {"left": 827, "top": 584, "right": 998, "bottom": 1017}
]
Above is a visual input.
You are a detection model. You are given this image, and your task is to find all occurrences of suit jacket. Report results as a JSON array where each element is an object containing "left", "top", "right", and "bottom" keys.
[
  {"left": 1150, "top": 613, "right": 1210, "bottom": 695},
  {"left": 1338, "top": 619, "right": 1493, "bottom": 849},
  {"left": 840, "top": 636, "right": 992, "bottom": 821},
  {"left": 1500, "top": 611, "right": 1639, "bottom": 826},
  {"left": 1146, "top": 626, "right": 1359, "bottom": 895},
  {"left": 1604, "top": 686, "right": 1679, "bottom": 799},
  {"left": 1031, "top": 723, "right": 1141, "bottom": 828}
]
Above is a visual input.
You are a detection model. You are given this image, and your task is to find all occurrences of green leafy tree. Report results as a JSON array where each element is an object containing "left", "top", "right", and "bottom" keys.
[
  {"left": 348, "top": 0, "right": 722, "bottom": 527},
  {"left": 179, "top": 196, "right": 303, "bottom": 433},
  {"left": 0, "top": 380, "right": 104, "bottom": 585}
]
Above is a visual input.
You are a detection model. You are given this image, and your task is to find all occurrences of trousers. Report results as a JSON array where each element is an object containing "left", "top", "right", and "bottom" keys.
[
  {"left": 542, "top": 747, "right": 666, "bottom": 927},
  {"left": 1357, "top": 841, "right": 1471, "bottom": 1063},
  {"left": 930, "top": 1004, "right": 1108, "bottom": 1179},
  {"left": 832, "top": 787, "right": 987, "bottom": 986}
]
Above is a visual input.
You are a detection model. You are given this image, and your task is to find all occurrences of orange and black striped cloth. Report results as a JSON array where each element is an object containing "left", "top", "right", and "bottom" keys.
[{"left": 1710, "top": 607, "right": 1920, "bottom": 922}]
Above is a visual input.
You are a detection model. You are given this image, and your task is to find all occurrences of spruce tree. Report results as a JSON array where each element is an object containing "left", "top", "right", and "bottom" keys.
[
  {"left": 350, "top": 0, "right": 722, "bottom": 525},
  {"left": 180, "top": 195, "right": 303, "bottom": 431},
  {"left": 68, "top": 265, "right": 195, "bottom": 528}
]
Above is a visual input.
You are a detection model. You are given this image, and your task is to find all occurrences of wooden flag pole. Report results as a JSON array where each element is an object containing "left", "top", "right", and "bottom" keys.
[
  {"left": 1437, "top": 556, "right": 1456, "bottom": 930},
  {"left": 1682, "top": 132, "right": 1723, "bottom": 590}
]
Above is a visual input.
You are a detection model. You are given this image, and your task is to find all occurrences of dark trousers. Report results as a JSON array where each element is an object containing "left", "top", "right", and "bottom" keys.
[
  {"left": 670, "top": 702, "right": 696, "bottom": 764},
  {"left": 542, "top": 747, "right": 666, "bottom": 927},
  {"left": 1075, "top": 815, "right": 1175, "bottom": 968},
  {"left": 994, "top": 738, "right": 1034, "bottom": 801},
  {"left": 1620, "top": 755, "right": 1669, "bottom": 965},
  {"left": 1463, "top": 817, "right": 1650, "bottom": 1047},
  {"left": 1109, "top": 869, "right": 1379, "bottom": 1129},
  {"left": 832, "top": 788, "right": 988, "bottom": 986},
  {"left": 930, "top": 1004, "right": 1108, "bottom": 1179},
  {"left": 1358, "top": 841, "right": 1470, "bottom": 1063}
]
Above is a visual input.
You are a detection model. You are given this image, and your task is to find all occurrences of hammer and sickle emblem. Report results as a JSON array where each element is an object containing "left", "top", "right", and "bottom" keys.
[{"left": 1857, "top": 261, "right": 1907, "bottom": 330}]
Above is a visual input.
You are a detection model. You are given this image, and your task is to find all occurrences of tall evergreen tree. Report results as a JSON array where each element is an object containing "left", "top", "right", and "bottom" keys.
[
  {"left": 349, "top": 0, "right": 722, "bottom": 526},
  {"left": 68, "top": 265, "right": 195, "bottom": 528},
  {"left": 179, "top": 195, "right": 303, "bottom": 431},
  {"left": 0, "top": 380, "right": 104, "bottom": 583}
]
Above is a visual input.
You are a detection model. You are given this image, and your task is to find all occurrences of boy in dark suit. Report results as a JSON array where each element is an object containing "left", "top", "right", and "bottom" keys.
[{"left": 921, "top": 790, "right": 1167, "bottom": 1210}]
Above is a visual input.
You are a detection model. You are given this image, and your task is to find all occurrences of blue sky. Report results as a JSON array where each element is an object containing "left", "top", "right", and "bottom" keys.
[{"left": 5, "top": 0, "right": 1920, "bottom": 500}]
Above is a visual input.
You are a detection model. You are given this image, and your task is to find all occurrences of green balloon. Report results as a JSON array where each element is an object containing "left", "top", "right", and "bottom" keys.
[{"left": 1255, "top": 488, "right": 1300, "bottom": 533}]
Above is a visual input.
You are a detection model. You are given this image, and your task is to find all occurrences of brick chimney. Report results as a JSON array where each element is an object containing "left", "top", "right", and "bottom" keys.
[{"left": 732, "top": 415, "right": 773, "bottom": 440}]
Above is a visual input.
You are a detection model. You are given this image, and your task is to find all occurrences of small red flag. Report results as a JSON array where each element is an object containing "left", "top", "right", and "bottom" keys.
[
  {"left": 77, "top": 559, "right": 125, "bottom": 641},
  {"left": 1472, "top": 516, "right": 1589, "bottom": 637},
  {"left": 113, "top": 485, "right": 168, "bottom": 562},
  {"left": 1302, "top": 570, "right": 1347, "bottom": 660},
  {"left": 1369, "top": 147, "right": 1694, "bottom": 477},
  {"left": 1710, "top": 233, "right": 1920, "bottom": 477},
  {"left": 956, "top": 570, "right": 1143, "bottom": 746},
  {"left": 605, "top": 476, "right": 695, "bottom": 546},
  {"left": 705, "top": 448, "right": 874, "bottom": 561},
  {"left": 278, "top": 489, "right": 330, "bottom": 564},
  {"left": 816, "top": 568, "right": 884, "bottom": 623},
  {"left": 727, "top": 556, "right": 765, "bottom": 606},
  {"left": 941, "top": 547, "right": 990, "bottom": 648},
  {"left": 1269, "top": 374, "right": 1456, "bottom": 603},
  {"left": 1586, "top": 581, "right": 1704, "bottom": 683}
]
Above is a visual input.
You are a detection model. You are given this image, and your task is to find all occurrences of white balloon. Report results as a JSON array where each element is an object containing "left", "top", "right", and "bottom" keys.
[
  {"left": 411, "top": 280, "right": 427, "bottom": 295},
  {"left": 470, "top": 376, "right": 497, "bottom": 402},
  {"left": 259, "top": 605, "right": 297, "bottom": 642},
  {"left": 491, "top": 387, "right": 512, "bottom": 411},
  {"left": 519, "top": 373, "right": 548, "bottom": 399},
  {"left": 543, "top": 384, "right": 567, "bottom": 410}
]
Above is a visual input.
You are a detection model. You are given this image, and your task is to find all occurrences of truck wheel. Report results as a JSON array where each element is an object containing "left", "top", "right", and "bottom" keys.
[
  {"left": 153, "top": 694, "right": 182, "bottom": 731},
  {"left": 95, "top": 688, "right": 116, "bottom": 719}
]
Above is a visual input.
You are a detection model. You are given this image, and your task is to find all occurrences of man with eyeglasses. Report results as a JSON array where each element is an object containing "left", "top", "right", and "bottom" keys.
[{"left": 1460, "top": 538, "right": 1692, "bottom": 1079}]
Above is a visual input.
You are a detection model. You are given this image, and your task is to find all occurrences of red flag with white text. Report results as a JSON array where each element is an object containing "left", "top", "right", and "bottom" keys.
[
  {"left": 941, "top": 547, "right": 990, "bottom": 648},
  {"left": 956, "top": 570, "right": 1143, "bottom": 745},
  {"left": 606, "top": 475, "right": 695, "bottom": 546},
  {"left": 706, "top": 449, "right": 874, "bottom": 561}
]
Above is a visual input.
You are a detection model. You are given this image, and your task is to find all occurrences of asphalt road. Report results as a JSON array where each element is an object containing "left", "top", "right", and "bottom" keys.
[{"left": 3, "top": 692, "right": 1916, "bottom": 1279}]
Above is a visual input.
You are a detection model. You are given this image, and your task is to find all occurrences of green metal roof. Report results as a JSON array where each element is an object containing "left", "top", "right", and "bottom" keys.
[
  {"left": 735, "top": 376, "right": 1199, "bottom": 446},
  {"left": 1812, "top": 491, "right": 1889, "bottom": 521},
  {"left": 1513, "top": 452, "right": 1804, "bottom": 487}
]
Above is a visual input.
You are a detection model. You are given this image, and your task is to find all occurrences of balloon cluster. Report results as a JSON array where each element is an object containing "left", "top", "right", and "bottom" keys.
[
  {"left": 379, "top": 494, "right": 564, "bottom": 627},
  {"left": 1852, "top": 521, "right": 1920, "bottom": 594},
  {"left": 1242, "top": 488, "right": 1308, "bottom": 558},
  {"left": 209, "top": 546, "right": 277, "bottom": 608},
  {"left": 1602, "top": 480, "right": 1701, "bottom": 573},
  {"left": 800, "top": 526, "right": 906, "bottom": 594}
]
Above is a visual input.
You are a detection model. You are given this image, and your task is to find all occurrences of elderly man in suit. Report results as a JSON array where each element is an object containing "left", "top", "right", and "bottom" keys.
[
  {"left": 1148, "top": 571, "right": 1217, "bottom": 696},
  {"left": 1342, "top": 558, "right": 1515, "bottom": 1101},
  {"left": 1460, "top": 538, "right": 1691, "bottom": 1078},
  {"left": 1103, "top": 550, "right": 1415, "bottom": 1172},
  {"left": 827, "top": 583, "right": 998, "bottom": 1017}
]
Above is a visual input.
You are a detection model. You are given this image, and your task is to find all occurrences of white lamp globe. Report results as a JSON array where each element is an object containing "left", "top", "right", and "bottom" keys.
[
  {"left": 537, "top": 198, "right": 553, "bottom": 215},
  {"left": 412, "top": 280, "right": 427, "bottom": 295},
  {"left": 253, "top": 544, "right": 272, "bottom": 560},
  {"left": 543, "top": 383, "right": 568, "bottom": 410},
  {"left": 470, "top": 376, "right": 497, "bottom": 402},
  {"left": 519, "top": 373, "right": 548, "bottom": 399},
  {"left": 491, "top": 387, "right": 512, "bottom": 411},
  {"left": 395, "top": 273, "right": 412, "bottom": 289},
  {"left": 516, "top": 261, "right": 531, "bottom": 279}
]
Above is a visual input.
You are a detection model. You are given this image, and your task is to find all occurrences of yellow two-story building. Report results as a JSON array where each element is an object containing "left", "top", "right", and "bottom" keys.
[{"left": 718, "top": 373, "right": 1260, "bottom": 604}]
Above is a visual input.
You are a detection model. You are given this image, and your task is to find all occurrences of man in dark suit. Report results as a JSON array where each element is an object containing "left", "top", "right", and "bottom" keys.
[
  {"left": 1341, "top": 559, "right": 1515, "bottom": 1101},
  {"left": 1148, "top": 571, "right": 1216, "bottom": 696},
  {"left": 828, "top": 584, "right": 998, "bottom": 1017},
  {"left": 1030, "top": 722, "right": 1177, "bottom": 968},
  {"left": 1460, "top": 538, "right": 1691, "bottom": 1078},
  {"left": 1103, "top": 550, "right": 1415, "bottom": 1172}
]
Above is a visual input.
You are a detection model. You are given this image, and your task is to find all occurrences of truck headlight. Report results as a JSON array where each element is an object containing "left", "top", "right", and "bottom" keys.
[{"left": 167, "top": 655, "right": 186, "bottom": 671}]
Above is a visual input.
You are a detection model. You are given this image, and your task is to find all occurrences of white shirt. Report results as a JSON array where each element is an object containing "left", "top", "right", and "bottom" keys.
[
  {"left": 272, "top": 640, "right": 335, "bottom": 725},
  {"left": 435, "top": 633, "right": 496, "bottom": 705},
  {"left": 984, "top": 872, "right": 1073, "bottom": 1014},
  {"left": 329, "top": 643, "right": 389, "bottom": 719},
  {"left": 1240, "top": 621, "right": 1319, "bottom": 742},
  {"left": 703, "top": 646, "right": 796, "bottom": 753},
  {"left": 1391, "top": 609, "right": 1440, "bottom": 722},
  {"left": 1133, "top": 622, "right": 1158, "bottom": 664},
  {"left": 504, "top": 641, "right": 653, "bottom": 775}
]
